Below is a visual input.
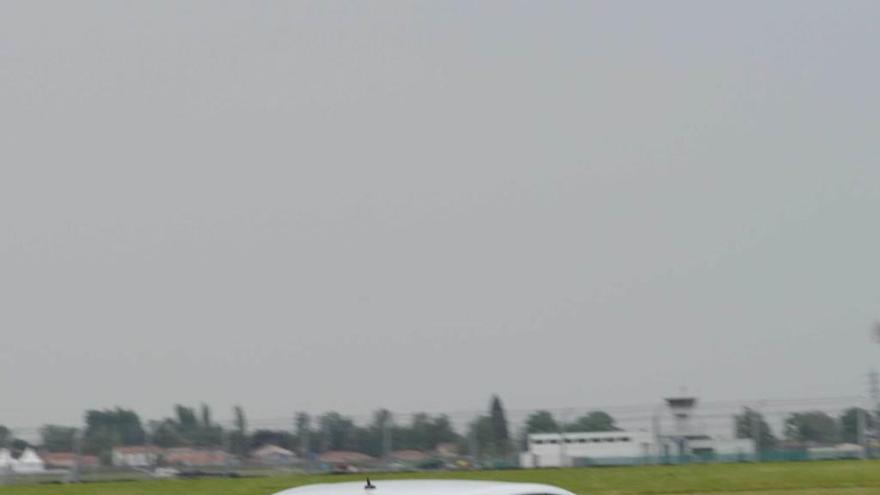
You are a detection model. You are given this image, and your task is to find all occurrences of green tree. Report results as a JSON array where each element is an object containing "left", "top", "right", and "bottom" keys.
[
  {"left": 40, "top": 425, "right": 77, "bottom": 452},
  {"left": 294, "top": 412, "right": 312, "bottom": 457},
  {"left": 489, "top": 395, "right": 510, "bottom": 454},
  {"left": 350, "top": 425, "right": 374, "bottom": 456},
  {"left": 229, "top": 405, "right": 249, "bottom": 457},
  {"left": 318, "top": 412, "right": 357, "bottom": 452},
  {"left": 734, "top": 408, "right": 778, "bottom": 450},
  {"left": 174, "top": 405, "right": 199, "bottom": 433},
  {"left": 407, "top": 413, "right": 434, "bottom": 451},
  {"left": 840, "top": 408, "right": 874, "bottom": 444},
  {"left": 0, "top": 426, "right": 11, "bottom": 448},
  {"left": 200, "top": 403, "right": 212, "bottom": 429},
  {"left": 397, "top": 413, "right": 457, "bottom": 452},
  {"left": 365, "top": 409, "right": 393, "bottom": 457},
  {"left": 234, "top": 405, "right": 247, "bottom": 434},
  {"left": 565, "top": 411, "right": 619, "bottom": 432},
  {"left": 467, "top": 415, "right": 494, "bottom": 459},
  {"left": 426, "top": 414, "right": 458, "bottom": 447},
  {"left": 785, "top": 411, "right": 838, "bottom": 444},
  {"left": 525, "top": 411, "right": 559, "bottom": 433},
  {"left": 193, "top": 404, "right": 223, "bottom": 447},
  {"left": 149, "top": 419, "right": 184, "bottom": 448},
  {"left": 151, "top": 405, "right": 222, "bottom": 447},
  {"left": 83, "top": 408, "right": 145, "bottom": 456}
]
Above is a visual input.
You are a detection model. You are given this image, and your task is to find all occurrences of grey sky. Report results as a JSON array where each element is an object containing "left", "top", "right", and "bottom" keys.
[{"left": 1, "top": 1, "right": 878, "bottom": 429}]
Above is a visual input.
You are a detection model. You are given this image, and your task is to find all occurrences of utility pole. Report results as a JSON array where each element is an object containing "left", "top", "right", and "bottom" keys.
[
  {"left": 749, "top": 406, "right": 760, "bottom": 461},
  {"left": 0, "top": 438, "right": 6, "bottom": 485},
  {"left": 857, "top": 404, "right": 867, "bottom": 460},
  {"left": 868, "top": 321, "right": 880, "bottom": 458},
  {"left": 381, "top": 415, "right": 392, "bottom": 469},
  {"left": 144, "top": 424, "right": 155, "bottom": 474},
  {"left": 558, "top": 408, "right": 569, "bottom": 468},
  {"left": 468, "top": 426, "right": 479, "bottom": 468},
  {"left": 5, "top": 429, "right": 15, "bottom": 486},
  {"left": 869, "top": 369, "right": 880, "bottom": 410},
  {"left": 864, "top": 371, "right": 879, "bottom": 460},
  {"left": 72, "top": 429, "right": 83, "bottom": 483},
  {"left": 222, "top": 428, "right": 232, "bottom": 477},
  {"left": 749, "top": 402, "right": 766, "bottom": 462},
  {"left": 303, "top": 427, "right": 311, "bottom": 473},
  {"left": 652, "top": 406, "right": 662, "bottom": 465}
]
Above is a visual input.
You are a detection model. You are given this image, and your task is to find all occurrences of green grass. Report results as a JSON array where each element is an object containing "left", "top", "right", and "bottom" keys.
[{"left": 3, "top": 461, "right": 880, "bottom": 495}]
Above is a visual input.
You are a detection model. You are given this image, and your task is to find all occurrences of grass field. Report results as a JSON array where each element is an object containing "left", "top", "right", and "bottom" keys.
[{"left": 3, "top": 461, "right": 880, "bottom": 495}]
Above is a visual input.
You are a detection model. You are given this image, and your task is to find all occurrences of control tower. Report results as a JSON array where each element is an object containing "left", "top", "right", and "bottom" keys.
[
  {"left": 666, "top": 397, "right": 697, "bottom": 437},
  {"left": 664, "top": 396, "right": 703, "bottom": 457}
]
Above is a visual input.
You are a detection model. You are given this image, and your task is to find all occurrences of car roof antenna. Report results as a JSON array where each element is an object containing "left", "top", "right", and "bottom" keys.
[{"left": 365, "top": 478, "right": 376, "bottom": 490}]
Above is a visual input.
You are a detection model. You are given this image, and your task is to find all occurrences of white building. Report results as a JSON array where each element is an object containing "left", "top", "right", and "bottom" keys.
[
  {"left": 520, "top": 397, "right": 755, "bottom": 467},
  {"left": 685, "top": 437, "right": 754, "bottom": 461},
  {"left": 0, "top": 449, "right": 14, "bottom": 472},
  {"left": 112, "top": 446, "right": 161, "bottom": 467},
  {"left": 520, "top": 431, "right": 655, "bottom": 467},
  {"left": 14, "top": 448, "right": 46, "bottom": 473},
  {"left": 657, "top": 397, "right": 753, "bottom": 462},
  {"left": 251, "top": 444, "right": 298, "bottom": 465},
  {"left": 808, "top": 443, "right": 864, "bottom": 460},
  {"left": 0, "top": 448, "right": 46, "bottom": 474}
]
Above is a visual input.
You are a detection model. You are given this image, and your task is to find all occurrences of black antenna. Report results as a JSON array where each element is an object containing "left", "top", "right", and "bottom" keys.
[{"left": 365, "top": 478, "right": 376, "bottom": 490}]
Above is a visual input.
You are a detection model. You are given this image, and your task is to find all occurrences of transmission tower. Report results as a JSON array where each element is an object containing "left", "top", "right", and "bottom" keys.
[{"left": 869, "top": 369, "right": 880, "bottom": 411}]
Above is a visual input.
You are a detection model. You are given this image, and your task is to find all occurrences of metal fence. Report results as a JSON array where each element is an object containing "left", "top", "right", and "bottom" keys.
[{"left": 1, "top": 395, "right": 875, "bottom": 485}]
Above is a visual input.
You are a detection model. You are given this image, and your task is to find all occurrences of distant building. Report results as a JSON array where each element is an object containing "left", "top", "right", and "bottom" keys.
[
  {"left": 434, "top": 443, "right": 459, "bottom": 458},
  {"left": 520, "top": 396, "right": 754, "bottom": 468},
  {"left": 0, "top": 449, "right": 14, "bottom": 472},
  {"left": 41, "top": 452, "right": 101, "bottom": 469},
  {"left": 390, "top": 449, "right": 430, "bottom": 463},
  {"left": 15, "top": 448, "right": 46, "bottom": 474},
  {"left": 163, "top": 447, "right": 231, "bottom": 467},
  {"left": 112, "top": 446, "right": 161, "bottom": 467},
  {"left": 521, "top": 431, "right": 655, "bottom": 467},
  {"left": 808, "top": 443, "right": 864, "bottom": 460},
  {"left": 1, "top": 448, "right": 47, "bottom": 474},
  {"left": 656, "top": 397, "right": 753, "bottom": 462},
  {"left": 250, "top": 444, "right": 297, "bottom": 465},
  {"left": 318, "top": 450, "right": 375, "bottom": 466},
  {"left": 0, "top": 448, "right": 46, "bottom": 474}
]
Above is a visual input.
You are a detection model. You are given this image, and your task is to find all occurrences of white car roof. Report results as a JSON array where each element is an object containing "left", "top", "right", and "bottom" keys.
[{"left": 273, "top": 480, "right": 575, "bottom": 495}]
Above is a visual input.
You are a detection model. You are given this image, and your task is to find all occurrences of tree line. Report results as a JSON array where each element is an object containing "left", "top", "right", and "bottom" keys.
[
  {"left": 0, "top": 395, "right": 515, "bottom": 463},
  {"left": 1, "top": 400, "right": 870, "bottom": 463},
  {"left": 734, "top": 407, "right": 870, "bottom": 448}
]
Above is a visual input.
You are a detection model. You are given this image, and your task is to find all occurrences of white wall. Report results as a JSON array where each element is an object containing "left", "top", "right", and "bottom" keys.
[
  {"left": 523, "top": 431, "right": 758, "bottom": 467},
  {"left": 14, "top": 448, "right": 46, "bottom": 474},
  {"left": 112, "top": 451, "right": 158, "bottom": 467},
  {"left": 689, "top": 438, "right": 755, "bottom": 457},
  {"left": 525, "top": 431, "right": 655, "bottom": 467},
  {"left": 0, "top": 448, "right": 46, "bottom": 474}
]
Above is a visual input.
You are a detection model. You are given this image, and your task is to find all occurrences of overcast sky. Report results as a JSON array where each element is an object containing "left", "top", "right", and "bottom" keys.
[{"left": 1, "top": 1, "right": 879, "bottom": 429}]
